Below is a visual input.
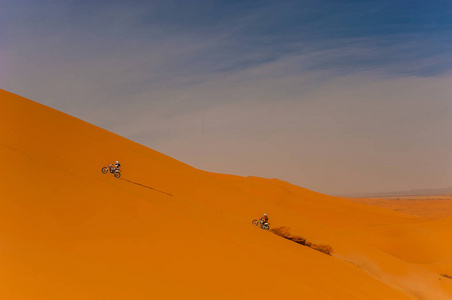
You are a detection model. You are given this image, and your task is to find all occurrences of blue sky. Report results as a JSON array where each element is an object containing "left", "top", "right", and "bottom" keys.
[
  {"left": 2, "top": 0, "right": 451, "bottom": 77},
  {"left": 1, "top": 0, "right": 451, "bottom": 195}
]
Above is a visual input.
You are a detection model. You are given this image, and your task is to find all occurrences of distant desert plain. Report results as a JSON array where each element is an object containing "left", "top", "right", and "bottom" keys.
[
  {"left": 353, "top": 194, "right": 452, "bottom": 220},
  {"left": 2, "top": 88, "right": 452, "bottom": 299}
]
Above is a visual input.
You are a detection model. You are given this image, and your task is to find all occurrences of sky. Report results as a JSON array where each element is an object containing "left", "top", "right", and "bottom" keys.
[{"left": 1, "top": 0, "right": 451, "bottom": 196}]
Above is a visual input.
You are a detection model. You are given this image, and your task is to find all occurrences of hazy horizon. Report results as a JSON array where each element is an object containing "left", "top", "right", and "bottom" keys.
[{"left": 2, "top": 0, "right": 451, "bottom": 195}]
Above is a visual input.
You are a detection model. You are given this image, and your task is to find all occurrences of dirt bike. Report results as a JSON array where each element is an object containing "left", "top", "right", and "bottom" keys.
[
  {"left": 101, "top": 164, "right": 122, "bottom": 178},
  {"left": 252, "top": 219, "right": 270, "bottom": 230}
]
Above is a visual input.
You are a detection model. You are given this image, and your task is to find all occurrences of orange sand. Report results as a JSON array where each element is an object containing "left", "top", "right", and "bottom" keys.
[{"left": 2, "top": 89, "right": 452, "bottom": 299}]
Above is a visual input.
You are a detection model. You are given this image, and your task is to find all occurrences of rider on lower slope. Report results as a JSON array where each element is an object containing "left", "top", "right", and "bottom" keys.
[{"left": 260, "top": 213, "right": 269, "bottom": 226}]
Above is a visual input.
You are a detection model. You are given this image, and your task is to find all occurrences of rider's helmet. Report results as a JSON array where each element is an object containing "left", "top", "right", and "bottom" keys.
[
  {"left": 263, "top": 213, "right": 267, "bottom": 217},
  {"left": 115, "top": 161, "right": 119, "bottom": 164}
]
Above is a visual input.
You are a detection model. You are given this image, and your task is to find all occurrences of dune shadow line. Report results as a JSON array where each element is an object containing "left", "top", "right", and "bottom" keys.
[{"left": 119, "top": 178, "right": 173, "bottom": 196}]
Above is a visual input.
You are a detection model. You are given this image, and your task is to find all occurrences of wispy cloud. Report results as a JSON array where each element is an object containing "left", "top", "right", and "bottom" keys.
[{"left": 1, "top": 0, "right": 451, "bottom": 194}]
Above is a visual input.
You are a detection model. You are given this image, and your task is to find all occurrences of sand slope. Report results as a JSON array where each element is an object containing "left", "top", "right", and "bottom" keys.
[{"left": 2, "top": 89, "right": 451, "bottom": 299}]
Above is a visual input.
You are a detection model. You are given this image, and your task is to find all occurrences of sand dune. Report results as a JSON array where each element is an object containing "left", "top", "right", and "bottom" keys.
[{"left": 2, "top": 89, "right": 451, "bottom": 299}]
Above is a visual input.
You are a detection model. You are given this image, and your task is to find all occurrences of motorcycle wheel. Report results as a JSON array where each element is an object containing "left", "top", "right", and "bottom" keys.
[
  {"left": 252, "top": 220, "right": 259, "bottom": 226},
  {"left": 114, "top": 171, "right": 121, "bottom": 178},
  {"left": 101, "top": 167, "right": 108, "bottom": 174}
]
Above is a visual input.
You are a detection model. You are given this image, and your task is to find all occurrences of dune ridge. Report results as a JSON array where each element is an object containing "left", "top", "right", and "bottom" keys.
[{"left": 2, "top": 89, "right": 452, "bottom": 299}]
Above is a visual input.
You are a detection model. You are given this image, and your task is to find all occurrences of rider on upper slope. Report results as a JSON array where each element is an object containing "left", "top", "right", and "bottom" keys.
[{"left": 110, "top": 160, "right": 121, "bottom": 172}]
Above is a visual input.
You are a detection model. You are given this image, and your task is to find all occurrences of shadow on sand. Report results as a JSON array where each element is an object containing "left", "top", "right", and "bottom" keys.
[{"left": 119, "top": 178, "right": 173, "bottom": 196}]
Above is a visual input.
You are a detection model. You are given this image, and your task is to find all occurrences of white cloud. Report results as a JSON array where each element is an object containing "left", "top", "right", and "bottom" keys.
[{"left": 2, "top": 0, "right": 452, "bottom": 195}]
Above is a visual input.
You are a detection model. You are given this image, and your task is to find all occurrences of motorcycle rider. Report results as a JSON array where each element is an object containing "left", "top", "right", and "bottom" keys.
[
  {"left": 110, "top": 160, "right": 121, "bottom": 172},
  {"left": 260, "top": 213, "right": 269, "bottom": 226}
]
